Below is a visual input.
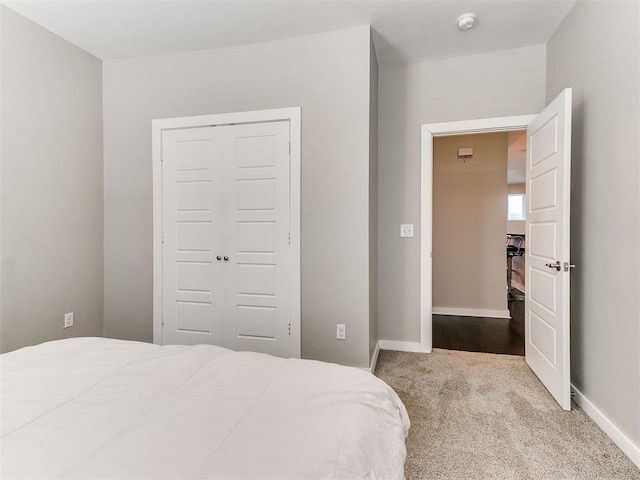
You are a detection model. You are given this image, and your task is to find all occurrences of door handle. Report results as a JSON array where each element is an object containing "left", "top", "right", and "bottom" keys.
[
  {"left": 545, "top": 260, "right": 561, "bottom": 271},
  {"left": 563, "top": 262, "right": 576, "bottom": 272}
]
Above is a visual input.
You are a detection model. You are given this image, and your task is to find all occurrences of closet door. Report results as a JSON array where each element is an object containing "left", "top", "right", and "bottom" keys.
[
  {"left": 221, "top": 121, "right": 291, "bottom": 357},
  {"left": 160, "top": 121, "right": 292, "bottom": 357},
  {"left": 161, "top": 127, "right": 225, "bottom": 345}
]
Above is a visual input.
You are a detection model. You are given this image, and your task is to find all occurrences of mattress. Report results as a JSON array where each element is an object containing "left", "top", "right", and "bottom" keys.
[{"left": 0, "top": 337, "right": 409, "bottom": 479}]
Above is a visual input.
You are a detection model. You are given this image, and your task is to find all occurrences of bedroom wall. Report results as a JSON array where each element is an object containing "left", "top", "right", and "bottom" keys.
[
  {"left": 368, "top": 33, "right": 379, "bottom": 364},
  {"left": 0, "top": 6, "right": 104, "bottom": 352},
  {"left": 103, "top": 26, "right": 375, "bottom": 368},
  {"left": 378, "top": 45, "right": 546, "bottom": 342},
  {"left": 432, "top": 133, "right": 508, "bottom": 316},
  {"left": 546, "top": 0, "right": 640, "bottom": 451}
]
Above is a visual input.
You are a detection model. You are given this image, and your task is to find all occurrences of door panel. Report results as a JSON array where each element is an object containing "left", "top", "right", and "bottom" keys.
[
  {"left": 528, "top": 223, "right": 556, "bottom": 259},
  {"left": 176, "top": 301, "right": 213, "bottom": 333},
  {"left": 529, "top": 269, "right": 556, "bottom": 313},
  {"left": 222, "top": 121, "right": 291, "bottom": 357},
  {"left": 162, "top": 127, "right": 224, "bottom": 345},
  {"left": 529, "top": 169, "right": 558, "bottom": 210},
  {"left": 530, "top": 116, "right": 558, "bottom": 165},
  {"left": 236, "top": 179, "right": 276, "bottom": 210},
  {"left": 525, "top": 88, "right": 572, "bottom": 410},
  {"left": 529, "top": 311, "right": 556, "bottom": 365},
  {"left": 236, "top": 222, "right": 276, "bottom": 253}
]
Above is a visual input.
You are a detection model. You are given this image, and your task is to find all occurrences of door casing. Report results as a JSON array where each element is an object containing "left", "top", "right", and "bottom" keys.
[
  {"left": 152, "top": 107, "right": 301, "bottom": 358},
  {"left": 420, "top": 115, "right": 537, "bottom": 353}
]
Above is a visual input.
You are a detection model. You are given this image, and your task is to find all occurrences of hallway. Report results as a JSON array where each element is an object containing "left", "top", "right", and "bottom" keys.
[{"left": 432, "top": 291, "right": 525, "bottom": 356}]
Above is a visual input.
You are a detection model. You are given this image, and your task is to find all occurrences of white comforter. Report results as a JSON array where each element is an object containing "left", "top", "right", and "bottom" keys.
[{"left": 0, "top": 337, "right": 409, "bottom": 479}]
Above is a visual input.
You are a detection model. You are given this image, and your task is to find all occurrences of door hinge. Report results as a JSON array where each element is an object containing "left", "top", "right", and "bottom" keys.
[
  {"left": 288, "top": 233, "right": 291, "bottom": 245},
  {"left": 160, "top": 148, "right": 164, "bottom": 162},
  {"left": 161, "top": 313, "right": 165, "bottom": 326},
  {"left": 161, "top": 232, "right": 165, "bottom": 244},
  {"left": 288, "top": 323, "right": 291, "bottom": 336}
]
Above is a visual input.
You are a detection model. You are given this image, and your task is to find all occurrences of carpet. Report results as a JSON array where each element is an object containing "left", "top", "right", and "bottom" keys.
[{"left": 375, "top": 349, "right": 640, "bottom": 480}]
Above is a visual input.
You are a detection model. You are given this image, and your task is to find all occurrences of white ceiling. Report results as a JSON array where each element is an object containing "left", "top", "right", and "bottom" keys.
[{"left": 2, "top": 0, "right": 575, "bottom": 64}]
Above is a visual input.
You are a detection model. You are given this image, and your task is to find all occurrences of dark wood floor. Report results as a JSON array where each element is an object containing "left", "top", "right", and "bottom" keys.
[{"left": 433, "top": 292, "right": 525, "bottom": 356}]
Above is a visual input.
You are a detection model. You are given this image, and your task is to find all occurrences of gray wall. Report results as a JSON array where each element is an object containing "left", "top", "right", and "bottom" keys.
[
  {"left": 0, "top": 6, "right": 104, "bottom": 352},
  {"left": 432, "top": 133, "right": 508, "bottom": 315},
  {"left": 546, "top": 0, "right": 640, "bottom": 447},
  {"left": 369, "top": 34, "right": 379, "bottom": 364},
  {"left": 378, "top": 45, "right": 546, "bottom": 342},
  {"left": 103, "top": 26, "right": 375, "bottom": 367}
]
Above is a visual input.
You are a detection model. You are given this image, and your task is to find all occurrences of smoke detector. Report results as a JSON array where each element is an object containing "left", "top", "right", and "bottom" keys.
[{"left": 457, "top": 13, "right": 477, "bottom": 31}]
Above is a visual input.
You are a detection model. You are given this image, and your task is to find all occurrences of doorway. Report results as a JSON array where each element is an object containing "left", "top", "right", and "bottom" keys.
[
  {"left": 420, "top": 88, "right": 573, "bottom": 410},
  {"left": 429, "top": 130, "right": 527, "bottom": 355},
  {"left": 419, "top": 115, "right": 537, "bottom": 354}
]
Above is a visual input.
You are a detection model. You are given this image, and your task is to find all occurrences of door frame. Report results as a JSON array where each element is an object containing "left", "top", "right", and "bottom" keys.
[
  {"left": 152, "top": 107, "right": 302, "bottom": 358},
  {"left": 420, "top": 114, "right": 537, "bottom": 352}
]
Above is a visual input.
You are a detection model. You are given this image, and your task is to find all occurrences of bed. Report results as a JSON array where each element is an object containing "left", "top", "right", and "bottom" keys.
[{"left": 0, "top": 337, "right": 409, "bottom": 479}]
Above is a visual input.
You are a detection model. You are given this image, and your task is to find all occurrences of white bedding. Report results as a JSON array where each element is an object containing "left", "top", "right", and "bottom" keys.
[{"left": 0, "top": 337, "right": 409, "bottom": 479}]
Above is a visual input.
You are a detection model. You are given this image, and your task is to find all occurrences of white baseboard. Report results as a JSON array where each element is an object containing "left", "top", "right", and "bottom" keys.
[
  {"left": 378, "top": 340, "right": 426, "bottom": 353},
  {"left": 432, "top": 307, "right": 511, "bottom": 319},
  {"left": 511, "top": 280, "right": 526, "bottom": 293},
  {"left": 368, "top": 340, "right": 381, "bottom": 373},
  {"left": 571, "top": 384, "right": 640, "bottom": 468}
]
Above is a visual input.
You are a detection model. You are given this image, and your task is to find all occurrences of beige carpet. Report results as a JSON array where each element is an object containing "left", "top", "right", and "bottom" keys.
[{"left": 375, "top": 349, "right": 640, "bottom": 480}]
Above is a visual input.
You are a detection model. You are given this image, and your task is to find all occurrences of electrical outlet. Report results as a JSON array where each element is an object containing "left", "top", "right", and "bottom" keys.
[
  {"left": 336, "top": 324, "right": 346, "bottom": 340},
  {"left": 64, "top": 312, "right": 74, "bottom": 329}
]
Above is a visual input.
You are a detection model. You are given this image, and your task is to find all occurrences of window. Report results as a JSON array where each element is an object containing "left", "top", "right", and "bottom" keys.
[{"left": 508, "top": 194, "right": 526, "bottom": 221}]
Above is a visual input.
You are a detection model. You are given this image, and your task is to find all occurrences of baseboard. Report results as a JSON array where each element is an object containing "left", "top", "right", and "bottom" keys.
[
  {"left": 432, "top": 307, "right": 511, "bottom": 319},
  {"left": 368, "top": 340, "right": 381, "bottom": 373},
  {"left": 571, "top": 384, "right": 640, "bottom": 468},
  {"left": 378, "top": 340, "right": 425, "bottom": 353}
]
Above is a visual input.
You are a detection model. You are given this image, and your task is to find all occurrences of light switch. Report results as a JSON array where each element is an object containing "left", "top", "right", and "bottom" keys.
[{"left": 400, "top": 224, "right": 414, "bottom": 238}]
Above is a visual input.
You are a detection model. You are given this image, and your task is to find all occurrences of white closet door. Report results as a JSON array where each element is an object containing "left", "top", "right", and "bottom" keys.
[
  {"left": 221, "top": 121, "right": 291, "bottom": 357},
  {"left": 160, "top": 121, "right": 292, "bottom": 357},
  {"left": 161, "top": 127, "right": 225, "bottom": 346}
]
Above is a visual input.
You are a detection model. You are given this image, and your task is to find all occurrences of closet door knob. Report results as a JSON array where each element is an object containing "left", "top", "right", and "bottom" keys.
[
  {"left": 216, "top": 256, "right": 222, "bottom": 261},
  {"left": 223, "top": 256, "right": 229, "bottom": 261}
]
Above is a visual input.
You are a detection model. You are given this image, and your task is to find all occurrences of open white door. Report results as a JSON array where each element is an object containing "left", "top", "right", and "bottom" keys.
[{"left": 525, "top": 88, "right": 573, "bottom": 410}]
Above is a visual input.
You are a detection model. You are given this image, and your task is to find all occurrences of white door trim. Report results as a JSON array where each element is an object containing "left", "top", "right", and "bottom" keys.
[
  {"left": 152, "top": 107, "right": 301, "bottom": 358},
  {"left": 420, "top": 115, "right": 537, "bottom": 352}
]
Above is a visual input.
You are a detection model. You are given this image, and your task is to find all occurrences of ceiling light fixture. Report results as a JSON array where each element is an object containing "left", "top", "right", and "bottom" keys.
[{"left": 457, "top": 13, "right": 477, "bottom": 31}]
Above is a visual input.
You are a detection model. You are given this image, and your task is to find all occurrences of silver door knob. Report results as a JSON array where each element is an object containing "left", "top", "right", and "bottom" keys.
[
  {"left": 545, "top": 260, "right": 561, "bottom": 271},
  {"left": 563, "top": 262, "right": 576, "bottom": 272},
  {"left": 223, "top": 256, "right": 229, "bottom": 261}
]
